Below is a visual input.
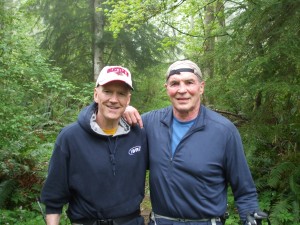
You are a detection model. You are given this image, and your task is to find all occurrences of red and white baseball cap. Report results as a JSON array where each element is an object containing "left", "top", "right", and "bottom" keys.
[{"left": 96, "top": 66, "right": 133, "bottom": 90}]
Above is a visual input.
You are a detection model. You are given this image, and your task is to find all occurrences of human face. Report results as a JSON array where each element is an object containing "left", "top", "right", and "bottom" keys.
[
  {"left": 94, "top": 81, "right": 131, "bottom": 126},
  {"left": 165, "top": 72, "right": 205, "bottom": 120}
]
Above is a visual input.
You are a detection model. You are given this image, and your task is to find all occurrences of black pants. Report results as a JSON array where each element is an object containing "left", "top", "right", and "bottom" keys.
[{"left": 72, "top": 215, "right": 144, "bottom": 225}]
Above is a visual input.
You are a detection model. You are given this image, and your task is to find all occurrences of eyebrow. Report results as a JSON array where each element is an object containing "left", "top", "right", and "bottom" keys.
[{"left": 168, "top": 77, "right": 197, "bottom": 84}]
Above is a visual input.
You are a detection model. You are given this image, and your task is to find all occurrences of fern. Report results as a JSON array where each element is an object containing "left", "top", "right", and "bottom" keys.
[
  {"left": 269, "top": 197, "right": 299, "bottom": 225},
  {"left": 265, "top": 158, "right": 300, "bottom": 225},
  {"left": 289, "top": 167, "right": 300, "bottom": 200},
  {"left": 268, "top": 162, "right": 296, "bottom": 189},
  {"left": 0, "top": 180, "right": 17, "bottom": 208}
]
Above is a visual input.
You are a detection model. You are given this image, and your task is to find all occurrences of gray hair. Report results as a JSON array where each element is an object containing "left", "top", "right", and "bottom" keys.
[{"left": 166, "top": 60, "right": 203, "bottom": 81}]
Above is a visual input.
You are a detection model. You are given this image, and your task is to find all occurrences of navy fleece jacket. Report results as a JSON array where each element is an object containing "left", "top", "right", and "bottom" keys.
[
  {"left": 143, "top": 105, "right": 258, "bottom": 223},
  {"left": 41, "top": 102, "right": 148, "bottom": 221}
]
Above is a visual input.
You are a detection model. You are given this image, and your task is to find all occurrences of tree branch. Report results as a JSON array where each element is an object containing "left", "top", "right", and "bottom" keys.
[
  {"left": 163, "top": 21, "right": 229, "bottom": 38},
  {"left": 213, "top": 109, "right": 249, "bottom": 121}
]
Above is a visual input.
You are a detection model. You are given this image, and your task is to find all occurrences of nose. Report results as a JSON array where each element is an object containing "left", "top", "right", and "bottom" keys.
[
  {"left": 109, "top": 93, "right": 118, "bottom": 102},
  {"left": 177, "top": 83, "right": 187, "bottom": 93}
]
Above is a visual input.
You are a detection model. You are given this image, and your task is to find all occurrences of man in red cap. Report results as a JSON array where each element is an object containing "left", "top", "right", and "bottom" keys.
[{"left": 41, "top": 66, "right": 148, "bottom": 225}]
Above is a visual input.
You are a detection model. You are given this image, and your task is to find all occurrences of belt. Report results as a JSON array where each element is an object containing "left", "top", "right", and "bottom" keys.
[
  {"left": 151, "top": 212, "right": 221, "bottom": 224},
  {"left": 72, "top": 210, "right": 140, "bottom": 225}
]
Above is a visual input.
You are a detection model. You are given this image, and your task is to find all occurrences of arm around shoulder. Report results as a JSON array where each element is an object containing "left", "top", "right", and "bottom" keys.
[{"left": 123, "top": 105, "right": 143, "bottom": 128}]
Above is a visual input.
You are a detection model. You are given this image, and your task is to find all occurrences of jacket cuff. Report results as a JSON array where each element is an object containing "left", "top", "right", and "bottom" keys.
[{"left": 45, "top": 205, "right": 63, "bottom": 214}]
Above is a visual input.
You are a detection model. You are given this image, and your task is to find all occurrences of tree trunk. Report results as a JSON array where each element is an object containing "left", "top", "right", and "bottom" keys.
[
  {"left": 203, "top": 0, "right": 225, "bottom": 79},
  {"left": 216, "top": 0, "right": 225, "bottom": 28},
  {"left": 203, "top": 1, "right": 215, "bottom": 78},
  {"left": 91, "top": 0, "right": 105, "bottom": 81}
]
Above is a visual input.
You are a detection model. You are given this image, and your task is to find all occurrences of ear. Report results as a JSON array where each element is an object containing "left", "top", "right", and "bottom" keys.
[
  {"left": 164, "top": 83, "right": 172, "bottom": 98},
  {"left": 126, "top": 93, "right": 131, "bottom": 105},
  {"left": 199, "top": 81, "right": 205, "bottom": 95},
  {"left": 94, "top": 87, "right": 99, "bottom": 103}
]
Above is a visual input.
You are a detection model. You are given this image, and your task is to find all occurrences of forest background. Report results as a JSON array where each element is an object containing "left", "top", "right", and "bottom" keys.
[{"left": 0, "top": 0, "right": 299, "bottom": 224}]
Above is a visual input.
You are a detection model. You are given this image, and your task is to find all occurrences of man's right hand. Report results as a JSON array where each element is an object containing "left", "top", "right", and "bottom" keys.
[
  {"left": 245, "top": 211, "right": 269, "bottom": 225},
  {"left": 123, "top": 106, "right": 143, "bottom": 128},
  {"left": 245, "top": 214, "right": 257, "bottom": 225}
]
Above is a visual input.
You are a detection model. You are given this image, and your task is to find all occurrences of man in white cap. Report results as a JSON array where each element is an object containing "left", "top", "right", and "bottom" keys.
[
  {"left": 124, "top": 60, "right": 267, "bottom": 225},
  {"left": 41, "top": 66, "right": 148, "bottom": 225}
]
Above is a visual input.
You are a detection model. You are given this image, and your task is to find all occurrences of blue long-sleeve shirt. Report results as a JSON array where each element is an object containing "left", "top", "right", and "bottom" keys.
[{"left": 142, "top": 105, "right": 258, "bottom": 222}]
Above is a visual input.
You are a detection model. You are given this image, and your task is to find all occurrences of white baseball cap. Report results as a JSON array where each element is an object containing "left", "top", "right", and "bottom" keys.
[{"left": 95, "top": 66, "right": 133, "bottom": 90}]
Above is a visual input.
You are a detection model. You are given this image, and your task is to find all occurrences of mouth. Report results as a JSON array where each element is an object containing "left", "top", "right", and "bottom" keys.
[
  {"left": 107, "top": 105, "right": 120, "bottom": 110},
  {"left": 176, "top": 97, "right": 189, "bottom": 103}
]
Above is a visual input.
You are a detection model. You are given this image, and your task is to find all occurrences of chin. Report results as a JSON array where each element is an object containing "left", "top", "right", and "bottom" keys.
[
  {"left": 104, "top": 113, "right": 122, "bottom": 120},
  {"left": 175, "top": 108, "right": 190, "bottom": 114},
  {"left": 174, "top": 104, "right": 191, "bottom": 111},
  {"left": 108, "top": 115, "right": 121, "bottom": 120}
]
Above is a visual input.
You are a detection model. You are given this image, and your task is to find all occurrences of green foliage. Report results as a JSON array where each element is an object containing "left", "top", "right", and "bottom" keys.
[
  {"left": 0, "top": 180, "right": 17, "bottom": 209},
  {"left": 130, "top": 64, "right": 170, "bottom": 113},
  {"left": 225, "top": 188, "right": 241, "bottom": 224},
  {"left": 1, "top": 207, "right": 71, "bottom": 225},
  {"left": 1, "top": 208, "right": 45, "bottom": 225},
  {"left": 0, "top": 0, "right": 91, "bottom": 212},
  {"left": 1, "top": 0, "right": 299, "bottom": 224},
  {"left": 204, "top": 0, "right": 300, "bottom": 224},
  {"left": 37, "top": 0, "right": 174, "bottom": 84},
  {"left": 266, "top": 159, "right": 300, "bottom": 225},
  {"left": 102, "top": 0, "right": 164, "bottom": 37},
  {"left": 38, "top": 0, "right": 93, "bottom": 83}
]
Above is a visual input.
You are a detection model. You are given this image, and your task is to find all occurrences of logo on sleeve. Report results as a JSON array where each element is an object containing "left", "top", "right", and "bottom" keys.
[{"left": 128, "top": 146, "right": 141, "bottom": 155}]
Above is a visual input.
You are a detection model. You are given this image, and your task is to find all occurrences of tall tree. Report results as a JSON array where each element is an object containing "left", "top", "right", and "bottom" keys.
[
  {"left": 92, "top": 0, "right": 105, "bottom": 80},
  {"left": 40, "top": 0, "right": 93, "bottom": 83},
  {"left": 103, "top": 0, "right": 227, "bottom": 77},
  {"left": 37, "top": 0, "right": 171, "bottom": 84}
]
